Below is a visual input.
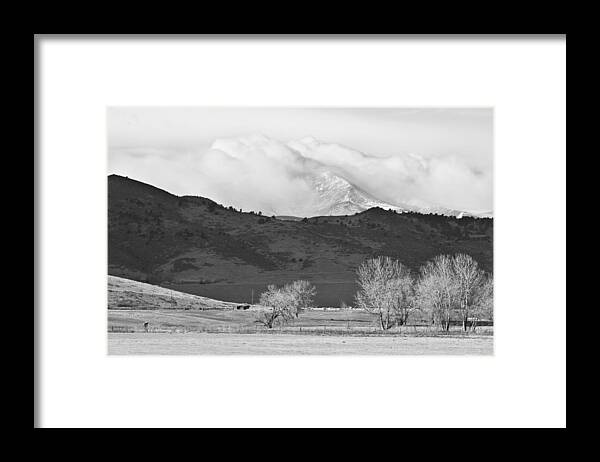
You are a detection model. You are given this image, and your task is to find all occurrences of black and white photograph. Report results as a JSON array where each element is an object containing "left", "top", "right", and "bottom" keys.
[
  {"left": 35, "top": 35, "right": 565, "bottom": 428},
  {"left": 108, "top": 107, "right": 494, "bottom": 355}
]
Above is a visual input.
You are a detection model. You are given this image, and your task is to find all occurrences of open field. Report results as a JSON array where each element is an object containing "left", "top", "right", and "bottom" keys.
[
  {"left": 108, "top": 308, "right": 493, "bottom": 335},
  {"left": 108, "top": 332, "right": 493, "bottom": 355}
]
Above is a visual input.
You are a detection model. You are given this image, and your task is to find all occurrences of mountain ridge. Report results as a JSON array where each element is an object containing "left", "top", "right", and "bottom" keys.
[{"left": 108, "top": 174, "right": 493, "bottom": 306}]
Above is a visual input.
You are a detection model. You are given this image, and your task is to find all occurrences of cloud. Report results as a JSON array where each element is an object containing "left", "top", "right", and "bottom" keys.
[
  {"left": 284, "top": 136, "right": 492, "bottom": 212},
  {"left": 110, "top": 133, "right": 493, "bottom": 215},
  {"left": 193, "top": 135, "right": 319, "bottom": 215}
]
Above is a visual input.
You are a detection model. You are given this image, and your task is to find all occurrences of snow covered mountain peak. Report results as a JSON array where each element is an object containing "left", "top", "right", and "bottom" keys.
[{"left": 305, "top": 170, "right": 403, "bottom": 216}]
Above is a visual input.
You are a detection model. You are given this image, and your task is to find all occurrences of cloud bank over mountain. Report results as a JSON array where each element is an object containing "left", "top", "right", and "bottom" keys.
[
  {"left": 108, "top": 108, "right": 493, "bottom": 217},
  {"left": 109, "top": 133, "right": 492, "bottom": 217}
]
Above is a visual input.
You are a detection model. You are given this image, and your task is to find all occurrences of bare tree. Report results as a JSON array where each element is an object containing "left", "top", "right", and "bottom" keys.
[
  {"left": 390, "top": 271, "right": 416, "bottom": 326},
  {"left": 355, "top": 256, "right": 413, "bottom": 330},
  {"left": 453, "top": 253, "right": 485, "bottom": 331},
  {"left": 416, "top": 255, "right": 458, "bottom": 331},
  {"left": 285, "top": 280, "right": 316, "bottom": 318},
  {"left": 416, "top": 264, "right": 443, "bottom": 327},
  {"left": 255, "top": 285, "right": 295, "bottom": 328},
  {"left": 255, "top": 280, "right": 316, "bottom": 328},
  {"left": 471, "top": 274, "right": 493, "bottom": 331}
]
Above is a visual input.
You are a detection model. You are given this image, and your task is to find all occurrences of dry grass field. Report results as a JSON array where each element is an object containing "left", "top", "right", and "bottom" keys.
[
  {"left": 108, "top": 332, "right": 493, "bottom": 355},
  {"left": 108, "top": 308, "right": 493, "bottom": 334},
  {"left": 108, "top": 276, "right": 493, "bottom": 355}
]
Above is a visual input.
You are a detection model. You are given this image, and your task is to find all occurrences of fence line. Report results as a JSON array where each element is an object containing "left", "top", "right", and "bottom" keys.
[{"left": 108, "top": 323, "right": 493, "bottom": 337}]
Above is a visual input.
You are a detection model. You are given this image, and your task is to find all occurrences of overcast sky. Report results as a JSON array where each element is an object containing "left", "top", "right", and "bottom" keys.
[{"left": 108, "top": 107, "right": 493, "bottom": 214}]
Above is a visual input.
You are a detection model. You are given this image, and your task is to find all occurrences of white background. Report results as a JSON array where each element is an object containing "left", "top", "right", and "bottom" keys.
[{"left": 37, "top": 36, "right": 566, "bottom": 428}]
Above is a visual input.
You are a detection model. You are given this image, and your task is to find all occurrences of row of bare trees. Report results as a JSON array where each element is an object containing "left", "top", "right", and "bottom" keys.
[
  {"left": 356, "top": 254, "right": 493, "bottom": 331},
  {"left": 254, "top": 254, "right": 492, "bottom": 332}
]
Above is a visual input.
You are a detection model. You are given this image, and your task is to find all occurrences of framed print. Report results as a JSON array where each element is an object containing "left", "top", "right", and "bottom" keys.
[
  {"left": 106, "top": 107, "right": 494, "bottom": 355},
  {"left": 35, "top": 34, "right": 566, "bottom": 428}
]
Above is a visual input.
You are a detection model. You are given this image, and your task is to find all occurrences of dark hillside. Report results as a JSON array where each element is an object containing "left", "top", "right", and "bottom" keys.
[{"left": 108, "top": 175, "right": 493, "bottom": 305}]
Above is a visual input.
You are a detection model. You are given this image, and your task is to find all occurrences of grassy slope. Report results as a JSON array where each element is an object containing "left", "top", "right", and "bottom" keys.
[
  {"left": 108, "top": 275, "right": 238, "bottom": 310},
  {"left": 108, "top": 175, "right": 493, "bottom": 305}
]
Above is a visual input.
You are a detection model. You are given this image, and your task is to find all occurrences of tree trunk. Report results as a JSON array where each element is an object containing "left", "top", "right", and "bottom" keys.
[
  {"left": 267, "top": 312, "right": 278, "bottom": 329},
  {"left": 380, "top": 314, "right": 394, "bottom": 330}
]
